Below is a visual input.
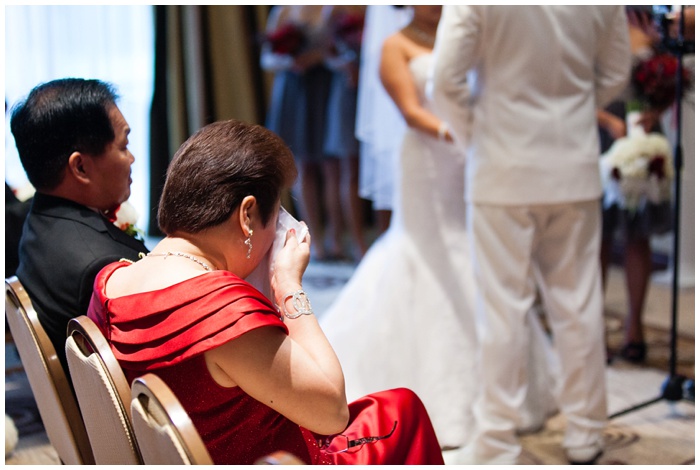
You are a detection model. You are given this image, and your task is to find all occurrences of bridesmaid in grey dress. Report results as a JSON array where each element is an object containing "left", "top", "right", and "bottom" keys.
[
  {"left": 323, "top": 5, "right": 368, "bottom": 261},
  {"left": 261, "top": 6, "right": 335, "bottom": 260}
]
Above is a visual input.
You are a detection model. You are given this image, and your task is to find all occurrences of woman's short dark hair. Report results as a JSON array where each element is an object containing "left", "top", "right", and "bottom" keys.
[
  {"left": 158, "top": 119, "right": 298, "bottom": 235},
  {"left": 10, "top": 78, "right": 118, "bottom": 191}
]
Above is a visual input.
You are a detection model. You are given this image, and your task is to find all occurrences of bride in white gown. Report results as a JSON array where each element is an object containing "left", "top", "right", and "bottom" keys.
[{"left": 319, "top": 6, "right": 558, "bottom": 450}]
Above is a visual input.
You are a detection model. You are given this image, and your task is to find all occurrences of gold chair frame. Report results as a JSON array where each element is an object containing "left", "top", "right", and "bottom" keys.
[{"left": 4, "top": 276, "right": 94, "bottom": 464}]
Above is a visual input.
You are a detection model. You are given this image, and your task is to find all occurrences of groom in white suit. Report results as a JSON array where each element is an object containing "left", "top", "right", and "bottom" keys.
[{"left": 429, "top": 6, "right": 630, "bottom": 464}]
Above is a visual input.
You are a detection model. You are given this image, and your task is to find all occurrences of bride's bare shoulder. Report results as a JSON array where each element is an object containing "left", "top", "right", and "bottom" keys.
[
  {"left": 381, "top": 30, "right": 414, "bottom": 63},
  {"left": 383, "top": 30, "right": 410, "bottom": 51},
  {"left": 383, "top": 28, "right": 432, "bottom": 61}
]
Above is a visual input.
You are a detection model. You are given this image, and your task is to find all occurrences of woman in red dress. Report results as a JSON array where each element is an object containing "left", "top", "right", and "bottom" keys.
[{"left": 87, "top": 119, "right": 444, "bottom": 465}]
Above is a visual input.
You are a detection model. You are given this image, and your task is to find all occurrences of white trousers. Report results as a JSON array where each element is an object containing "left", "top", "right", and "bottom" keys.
[{"left": 466, "top": 200, "right": 607, "bottom": 464}]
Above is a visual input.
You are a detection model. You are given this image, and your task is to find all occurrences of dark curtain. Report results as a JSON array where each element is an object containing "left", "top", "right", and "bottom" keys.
[
  {"left": 148, "top": 5, "right": 271, "bottom": 236},
  {"left": 148, "top": 6, "right": 170, "bottom": 238}
]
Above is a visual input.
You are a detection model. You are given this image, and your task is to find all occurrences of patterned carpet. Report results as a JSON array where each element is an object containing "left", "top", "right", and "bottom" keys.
[
  {"left": 4, "top": 261, "right": 694, "bottom": 465},
  {"left": 517, "top": 365, "right": 695, "bottom": 465}
]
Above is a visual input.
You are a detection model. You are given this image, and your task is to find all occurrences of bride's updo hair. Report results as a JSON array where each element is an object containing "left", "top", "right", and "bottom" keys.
[{"left": 158, "top": 119, "right": 297, "bottom": 235}]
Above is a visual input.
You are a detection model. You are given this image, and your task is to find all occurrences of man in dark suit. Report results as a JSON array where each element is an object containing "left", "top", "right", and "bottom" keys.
[{"left": 10, "top": 78, "right": 149, "bottom": 375}]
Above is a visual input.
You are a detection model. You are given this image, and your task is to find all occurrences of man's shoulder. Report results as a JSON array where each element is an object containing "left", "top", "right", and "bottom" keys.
[
  {"left": 23, "top": 195, "right": 147, "bottom": 259},
  {"left": 29, "top": 193, "right": 108, "bottom": 231}
]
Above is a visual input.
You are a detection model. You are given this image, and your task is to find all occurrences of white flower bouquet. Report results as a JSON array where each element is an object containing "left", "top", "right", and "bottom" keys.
[{"left": 600, "top": 132, "right": 673, "bottom": 212}]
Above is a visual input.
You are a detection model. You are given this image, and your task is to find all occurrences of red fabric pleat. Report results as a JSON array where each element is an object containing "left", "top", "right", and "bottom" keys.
[{"left": 87, "top": 261, "right": 288, "bottom": 371}]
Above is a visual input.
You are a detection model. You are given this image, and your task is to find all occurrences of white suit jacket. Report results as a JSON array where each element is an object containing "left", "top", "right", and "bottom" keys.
[{"left": 430, "top": 5, "right": 631, "bottom": 205}]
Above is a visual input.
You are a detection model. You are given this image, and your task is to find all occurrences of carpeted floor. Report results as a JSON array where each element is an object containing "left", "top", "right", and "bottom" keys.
[
  {"left": 517, "top": 365, "right": 695, "bottom": 465},
  {"left": 4, "top": 261, "right": 694, "bottom": 465}
]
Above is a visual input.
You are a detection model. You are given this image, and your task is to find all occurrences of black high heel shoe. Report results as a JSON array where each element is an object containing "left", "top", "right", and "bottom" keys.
[{"left": 619, "top": 342, "right": 647, "bottom": 363}]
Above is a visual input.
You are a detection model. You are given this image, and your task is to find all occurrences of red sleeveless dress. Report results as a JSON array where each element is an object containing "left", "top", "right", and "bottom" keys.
[{"left": 88, "top": 261, "right": 444, "bottom": 465}]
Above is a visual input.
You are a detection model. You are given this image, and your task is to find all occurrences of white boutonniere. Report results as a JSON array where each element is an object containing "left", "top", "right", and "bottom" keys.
[{"left": 105, "top": 201, "right": 144, "bottom": 239}]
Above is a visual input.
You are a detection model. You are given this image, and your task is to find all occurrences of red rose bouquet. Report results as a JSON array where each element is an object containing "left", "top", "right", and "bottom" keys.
[
  {"left": 333, "top": 12, "right": 364, "bottom": 56},
  {"left": 632, "top": 52, "right": 691, "bottom": 112},
  {"left": 264, "top": 22, "right": 305, "bottom": 56}
]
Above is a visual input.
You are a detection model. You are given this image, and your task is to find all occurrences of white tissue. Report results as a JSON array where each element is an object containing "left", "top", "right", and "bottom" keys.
[
  {"left": 272, "top": 206, "right": 308, "bottom": 262},
  {"left": 245, "top": 207, "right": 308, "bottom": 301}
]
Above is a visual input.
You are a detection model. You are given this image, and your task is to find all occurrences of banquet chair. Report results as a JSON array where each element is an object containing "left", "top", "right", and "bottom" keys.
[
  {"left": 130, "top": 373, "right": 214, "bottom": 465},
  {"left": 4, "top": 276, "right": 95, "bottom": 464},
  {"left": 65, "top": 315, "right": 143, "bottom": 464}
]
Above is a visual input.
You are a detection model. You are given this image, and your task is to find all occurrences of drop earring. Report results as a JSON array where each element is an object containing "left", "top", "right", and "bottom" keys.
[{"left": 245, "top": 230, "right": 253, "bottom": 259}]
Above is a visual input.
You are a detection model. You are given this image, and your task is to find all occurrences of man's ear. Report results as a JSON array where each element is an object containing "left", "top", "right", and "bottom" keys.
[{"left": 66, "top": 151, "right": 91, "bottom": 184}]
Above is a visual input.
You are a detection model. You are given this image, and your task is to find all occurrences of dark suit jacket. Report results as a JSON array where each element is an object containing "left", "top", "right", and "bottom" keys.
[{"left": 16, "top": 193, "right": 149, "bottom": 374}]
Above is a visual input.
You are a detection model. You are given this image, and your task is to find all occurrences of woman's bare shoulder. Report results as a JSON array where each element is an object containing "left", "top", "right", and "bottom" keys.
[
  {"left": 104, "top": 258, "right": 209, "bottom": 298},
  {"left": 383, "top": 30, "right": 409, "bottom": 51},
  {"left": 383, "top": 29, "right": 431, "bottom": 60},
  {"left": 381, "top": 31, "right": 413, "bottom": 63}
]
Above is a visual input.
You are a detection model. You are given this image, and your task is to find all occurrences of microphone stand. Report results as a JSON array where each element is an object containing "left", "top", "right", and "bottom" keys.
[{"left": 609, "top": 5, "right": 694, "bottom": 420}]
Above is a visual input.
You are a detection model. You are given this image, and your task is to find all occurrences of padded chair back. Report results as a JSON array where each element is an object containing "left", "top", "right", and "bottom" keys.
[
  {"left": 4, "top": 276, "right": 95, "bottom": 464},
  {"left": 130, "top": 373, "right": 214, "bottom": 465},
  {"left": 65, "top": 315, "right": 143, "bottom": 464}
]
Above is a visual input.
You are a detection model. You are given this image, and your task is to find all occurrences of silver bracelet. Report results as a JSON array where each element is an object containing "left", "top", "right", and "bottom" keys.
[{"left": 279, "top": 289, "right": 314, "bottom": 320}]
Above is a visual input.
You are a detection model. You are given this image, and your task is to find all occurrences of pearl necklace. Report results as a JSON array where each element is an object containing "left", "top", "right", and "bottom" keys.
[{"left": 146, "top": 251, "right": 216, "bottom": 272}]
